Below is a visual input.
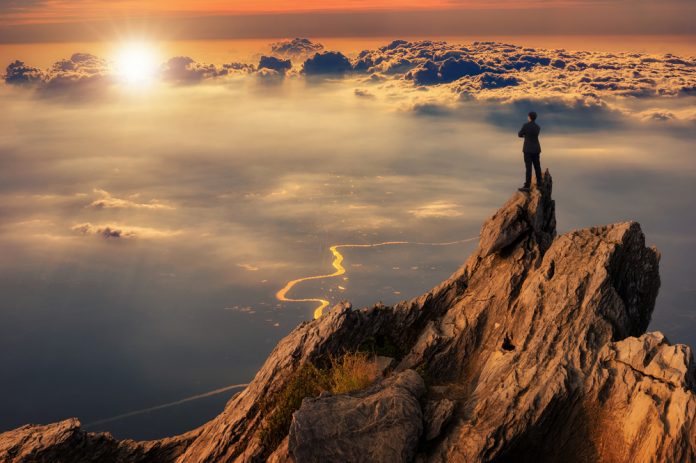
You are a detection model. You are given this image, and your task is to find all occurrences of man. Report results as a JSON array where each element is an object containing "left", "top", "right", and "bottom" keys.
[{"left": 517, "top": 111, "right": 542, "bottom": 193}]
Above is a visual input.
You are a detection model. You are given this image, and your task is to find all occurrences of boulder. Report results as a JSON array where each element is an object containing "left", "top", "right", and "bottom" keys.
[{"left": 288, "top": 370, "right": 425, "bottom": 463}]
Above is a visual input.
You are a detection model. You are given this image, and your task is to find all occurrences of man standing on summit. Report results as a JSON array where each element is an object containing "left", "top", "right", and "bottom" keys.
[{"left": 518, "top": 111, "right": 542, "bottom": 192}]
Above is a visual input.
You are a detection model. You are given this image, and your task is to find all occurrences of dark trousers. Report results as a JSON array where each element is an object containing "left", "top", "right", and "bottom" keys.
[{"left": 524, "top": 151, "right": 542, "bottom": 188}]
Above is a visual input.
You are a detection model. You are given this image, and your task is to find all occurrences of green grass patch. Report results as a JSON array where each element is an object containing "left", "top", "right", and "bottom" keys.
[{"left": 258, "top": 352, "right": 381, "bottom": 453}]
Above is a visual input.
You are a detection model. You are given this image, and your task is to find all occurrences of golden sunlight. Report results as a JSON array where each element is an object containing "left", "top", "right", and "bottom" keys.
[{"left": 113, "top": 43, "right": 159, "bottom": 85}]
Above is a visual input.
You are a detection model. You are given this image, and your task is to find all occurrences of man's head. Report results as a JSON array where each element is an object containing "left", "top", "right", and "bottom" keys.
[{"left": 528, "top": 111, "right": 537, "bottom": 122}]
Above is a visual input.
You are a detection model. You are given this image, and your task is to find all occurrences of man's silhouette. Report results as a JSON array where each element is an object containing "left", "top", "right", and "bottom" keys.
[{"left": 518, "top": 111, "right": 542, "bottom": 192}]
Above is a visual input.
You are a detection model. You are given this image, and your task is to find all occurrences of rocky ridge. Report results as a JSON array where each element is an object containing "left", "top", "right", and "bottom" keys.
[{"left": 2, "top": 171, "right": 695, "bottom": 463}]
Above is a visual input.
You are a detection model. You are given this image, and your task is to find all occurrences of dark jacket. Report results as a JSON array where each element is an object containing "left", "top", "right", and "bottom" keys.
[{"left": 518, "top": 121, "right": 541, "bottom": 154}]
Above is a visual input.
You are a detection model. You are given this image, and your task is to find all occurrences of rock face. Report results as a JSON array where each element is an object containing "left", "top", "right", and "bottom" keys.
[
  {"left": 0, "top": 418, "right": 194, "bottom": 463},
  {"left": 288, "top": 370, "right": 425, "bottom": 463},
  {"left": 2, "top": 170, "right": 695, "bottom": 463}
]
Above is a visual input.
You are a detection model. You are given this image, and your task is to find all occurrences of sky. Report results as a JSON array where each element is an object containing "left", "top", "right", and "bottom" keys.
[{"left": 1, "top": 0, "right": 695, "bottom": 42}]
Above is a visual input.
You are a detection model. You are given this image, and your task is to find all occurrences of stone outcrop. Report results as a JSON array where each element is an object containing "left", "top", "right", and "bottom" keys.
[
  {"left": 0, "top": 418, "right": 194, "bottom": 463},
  {"left": 288, "top": 370, "right": 425, "bottom": 463},
  {"left": 2, "top": 170, "right": 694, "bottom": 463}
]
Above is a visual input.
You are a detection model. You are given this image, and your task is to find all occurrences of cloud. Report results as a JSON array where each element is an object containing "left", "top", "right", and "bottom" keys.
[
  {"left": 72, "top": 223, "right": 129, "bottom": 239},
  {"left": 72, "top": 223, "right": 179, "bottom": 239},
  {"left": 354, "top": 88, "right": 375, "bottom": 98},
  {"left": 408, "top": 201, "right": 463, "bottom": 218},
  {"left": 88, "top": 189, "right": 174, "bottom": 210},
  {"left": 634, "top": 107, "right": 696, "bottom": 123},
  {"left": 4, "top": 60, "right": 44, "bottom": 84},
  {"left": 4, "top": 39, "right": 696, "bottom": 122},
  {"left": 302, "top": 51, "right": 353, "bottom": 75},
  {"left": 269, "top": 38, "right": 324, "bottom": 58},
  {"left": 43, "top": 53, "right": 110, "bottom": 94},
  {"left": 3, "top": 54, "right": 255, "bottom": 93},
  {"left": 160, "top": 56, "right": 223, "bottom": 84},
  {"left": 349, "top": 40, "right": 696, "bottom": 114},
  {"left": 221, "top": 62, "right": 256, "bottom": 75},
  {"left": 3, "top": 53, "right": 111, "bottom": 95},
  {"left": 257, "top": 55, "right": 292, "bottom": 75},
  {"left": 237, "top": 263, "right": 259, "bottom": 271}
]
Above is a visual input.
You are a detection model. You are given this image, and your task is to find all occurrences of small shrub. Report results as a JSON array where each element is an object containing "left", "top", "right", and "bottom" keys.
[
  {"left": 258, "top": 363, "right": 329, "bottom": 451},
  {"left": 258, "top": 352, "right": 381, "bottom": 453},
  {"left": 329, "top": 352, "right": 381, "bottom": 395}
]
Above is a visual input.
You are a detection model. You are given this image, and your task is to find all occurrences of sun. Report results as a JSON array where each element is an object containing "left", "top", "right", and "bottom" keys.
[{"left": 114, "top": 43, "right": 159, "bottom": 85}]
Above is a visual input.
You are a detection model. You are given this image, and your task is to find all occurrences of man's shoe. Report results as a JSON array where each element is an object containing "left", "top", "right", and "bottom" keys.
[{"left": 518, "top": 186, "right": 530, "bottom": 193}]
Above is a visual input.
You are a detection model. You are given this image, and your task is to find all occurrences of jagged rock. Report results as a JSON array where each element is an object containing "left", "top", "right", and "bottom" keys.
[
  {"left": 375, "top": 355, "right": 395, "bottom": 374},
  {"left": 423, "top": 399, "right": 455, "bottom": 441},
  {"left": 580, "top": 332, "right": 696, "bottom": 462},
  {"left": 2, "top": 170, "right": 694, "bottom": 463},
  {"left": 0, "top": 418, "right": 194, "bottom": 463},
  {"left": 266, "top": 437, "right": 293, "bottom": 463},
  {"left": 478, "top": 171, "right": 555, "bottom": 257},
  {"left": 288, "top": 370, "right": 425, "bottom": 462}
]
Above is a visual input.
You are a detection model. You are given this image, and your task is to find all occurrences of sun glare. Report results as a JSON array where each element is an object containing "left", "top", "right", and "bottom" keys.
[{"left": 114, "top": 43, "right": 159, "bottom": 85}]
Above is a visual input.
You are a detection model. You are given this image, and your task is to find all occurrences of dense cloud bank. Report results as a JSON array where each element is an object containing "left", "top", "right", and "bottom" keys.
[
  {"left": 353, "top": 40, "right": 696, "bottom": 103},
  {"left": 258, "top": 56, "right": 292, "bottom": 75},
  {"left": 302, "top": 51, "right": 353, "bottom": 75},
  {"left": 4, "top": 38, "right": 696, "bottom": 118}
]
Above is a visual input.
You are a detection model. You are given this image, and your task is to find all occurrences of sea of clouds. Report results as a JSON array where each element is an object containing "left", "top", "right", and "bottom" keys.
[
  {"left": 2, "top": 37, "right": 696, "bottom": 440},
  {"left": 4, "top": 37, "right": 696, "bottom": 122}
]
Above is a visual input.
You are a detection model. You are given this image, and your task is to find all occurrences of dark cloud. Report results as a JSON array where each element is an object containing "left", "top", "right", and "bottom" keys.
[
  {"left": 407, "top": 61, "right": 439, "bottom": 85},
  {"left": 71, "top": 223, "right": 177, "bottom": 239},
  {"left": 302, "top": 51, "right": 353, "bottom": 75},
  {"left": 406, "top": 57, "right": 491, "bottom": 85},
  {"left": 221, "top": 62, "right": 256, "bottom": 75},
  {"left": 4, "top": 53, "right": 109, "bottom": 94},
  {"left": 269, "top": 38, "right": 324, "bottom": 58},
  {"left": 349, "top": 40, "right": 696, "bottom": 113},
  {"left": 455, "top": 72, "right": 520, "bottom": 93},
  {"left": 257, "top": 56, "right": 292, "bottom": 75},
  {"left": 439, "top": 58, "right": 486, "bottom": 83},
  {"left": 354, "top": 88, "right": 374, "bottom": 99},
  {"left": 4, "top": 60, "right": 44, "bottom": 84},
  {"left": 410, "top": 102, "right": 453, "bottom": 117},
  {"left": 479, "top": 96, "right": 624, "bottom": 133},
  {"left": 73, "top": 223, "right": 126, "bottom": 239}
]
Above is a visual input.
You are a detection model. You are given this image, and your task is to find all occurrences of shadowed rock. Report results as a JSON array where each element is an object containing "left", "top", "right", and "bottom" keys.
[
  {"left": 2, "top": 170, "right": 694, "bottom": 463},
  {"left": 423, "top": 399, "right": 456, "bottom": 441}
]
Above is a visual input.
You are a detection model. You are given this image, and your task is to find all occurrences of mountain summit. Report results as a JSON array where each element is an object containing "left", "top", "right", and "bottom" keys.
[{"left": 2, "top": 171, "right": 695, "bottom": 463}]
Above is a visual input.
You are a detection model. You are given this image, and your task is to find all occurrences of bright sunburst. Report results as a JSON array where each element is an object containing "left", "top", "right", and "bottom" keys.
[{"left": 114, "top": 43, "right": 159, "bottom": 85}]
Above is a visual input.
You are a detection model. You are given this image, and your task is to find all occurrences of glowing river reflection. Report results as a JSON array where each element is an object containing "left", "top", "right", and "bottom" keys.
[{"left": 276, "top": 237, "right": 479, "bottom": 319}]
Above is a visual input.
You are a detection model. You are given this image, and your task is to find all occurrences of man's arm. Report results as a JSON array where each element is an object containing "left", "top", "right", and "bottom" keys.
[{"left": 518, "top": 124, "right": 526, "bottom": 138}]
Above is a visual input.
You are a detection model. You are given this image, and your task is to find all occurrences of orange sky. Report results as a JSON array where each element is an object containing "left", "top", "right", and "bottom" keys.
[
  {"left": 1, "top": 1, "right": 694, "bottom": 43},
  {"left": 0, "top": 0, "right": 642, "bottom": 25}
]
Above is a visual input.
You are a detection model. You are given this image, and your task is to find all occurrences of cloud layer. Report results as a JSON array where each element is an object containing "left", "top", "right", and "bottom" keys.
[
  {"left": 3, "top": 38, "right": 696, "bottom": 120},
  {"left": 353, "top": 40, "right": 696, "bottom": 105}
]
